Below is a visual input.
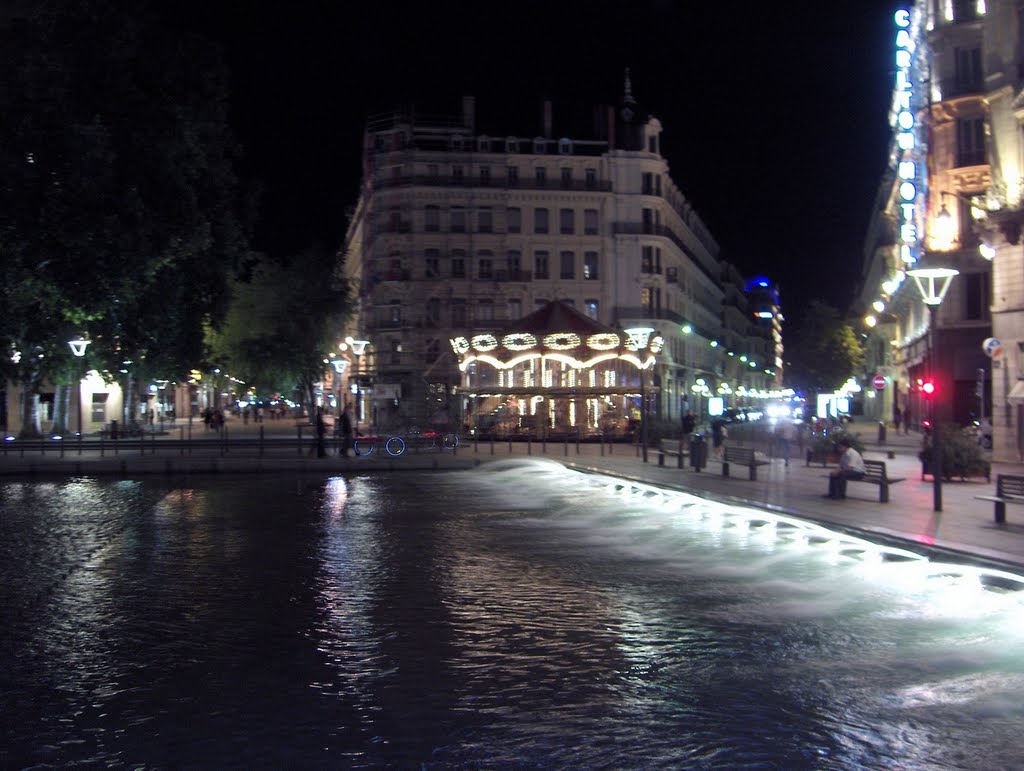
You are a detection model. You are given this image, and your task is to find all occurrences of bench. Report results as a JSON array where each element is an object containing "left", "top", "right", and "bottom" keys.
[
  {"left": 657, "top": 438, "right": 687, "bottom": 467},
  {"left": 722, "top": 446, "right": 769, "bottom": 480},
  {"left": 974, "top": 474, "right": 1024, "bottom": 524},
  {"left": 836, "top": 459, "right": 904, "bottom": 503}
]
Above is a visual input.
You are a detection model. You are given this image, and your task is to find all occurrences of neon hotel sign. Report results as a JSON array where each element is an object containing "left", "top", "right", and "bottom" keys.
[{"left": 894, "top": 8, "right": 919, "bottom": 265}]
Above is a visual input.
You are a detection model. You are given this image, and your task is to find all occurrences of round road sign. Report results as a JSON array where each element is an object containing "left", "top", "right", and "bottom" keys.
[{"left": 872, "top": 375, "right": 887, "bottom": 390}]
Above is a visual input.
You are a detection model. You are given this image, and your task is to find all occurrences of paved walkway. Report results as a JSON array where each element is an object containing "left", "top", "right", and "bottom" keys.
[{"left": 4, "top": 418, "right": 1024, "bottom": 574}]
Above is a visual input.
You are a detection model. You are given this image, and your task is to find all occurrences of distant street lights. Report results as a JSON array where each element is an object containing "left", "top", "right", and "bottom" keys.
[
  {"left": 67, "top": 337, "right": 90, "bottom": 437},
  {"left": 906, "top": 266, "right": 958, "bottom": 513}
]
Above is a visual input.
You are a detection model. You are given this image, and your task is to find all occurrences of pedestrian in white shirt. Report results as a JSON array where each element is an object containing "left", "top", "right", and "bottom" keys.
[{"left": 826, "top": 438, "right": 866, "bottom": 499}]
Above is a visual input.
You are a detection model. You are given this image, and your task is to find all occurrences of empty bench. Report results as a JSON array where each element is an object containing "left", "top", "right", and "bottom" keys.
[
  {"left": 975, "top": 474, "right": 1024, "bottom": 524},
  {"left": 840, "top": 459, "right": 905, "bottom": 503},
  {"left": 722, "top": 446, "right": 769, "bottom": 480}
]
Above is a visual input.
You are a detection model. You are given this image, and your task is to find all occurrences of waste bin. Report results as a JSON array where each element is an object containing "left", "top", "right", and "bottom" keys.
[
  {"left": 878, "top": 421, "right": 887, "bottom": 444},
  {"left": 689, "top": 434, "right": 707, "bottom": 472},
  {"left": 110, "top": 419, "right": 119, "bottom": 439}
]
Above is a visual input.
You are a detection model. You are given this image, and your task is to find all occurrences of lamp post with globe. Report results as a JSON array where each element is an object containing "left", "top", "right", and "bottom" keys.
[
  {"left": 67, "top": 337, "right": 90, "bottom": 437},
  {"left": 906, "top": 266, "right": 958, "bottom": 513}
]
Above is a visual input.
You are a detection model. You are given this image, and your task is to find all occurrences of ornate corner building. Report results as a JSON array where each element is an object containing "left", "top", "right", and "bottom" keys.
[
  {"left": 857, "top": 1, "right": 1024, "bottom": 454},
  {"left": 340, "top": 80, "right": 781, "bottom": 433}
]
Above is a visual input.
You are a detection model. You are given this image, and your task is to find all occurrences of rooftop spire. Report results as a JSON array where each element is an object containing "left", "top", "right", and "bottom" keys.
[{"left": 623, "top": 67, "right": 635, "bottom": 105}]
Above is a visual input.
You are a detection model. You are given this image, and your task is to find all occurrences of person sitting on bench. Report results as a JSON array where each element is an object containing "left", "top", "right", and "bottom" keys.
[{"left": 826, "top": 438, "right": 866, "bottom": 499}]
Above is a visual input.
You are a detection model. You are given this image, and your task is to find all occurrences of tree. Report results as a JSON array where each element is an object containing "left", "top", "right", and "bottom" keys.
[
  {"left": 0, "top": 1, "right": 250, "bottom": 435},
  {"left": 207, "top": 246, "right": 352, "bottom": 418},
  {"left": 785, "top": 300, "right": 865, "bottom": 397}
]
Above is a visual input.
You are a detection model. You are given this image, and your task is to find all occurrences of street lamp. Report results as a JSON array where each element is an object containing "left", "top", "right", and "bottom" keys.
[
  {"left": 330, "top": 358, "right": 348, "bottom": 414},
  {"left": 625, "top": 327, "right": 655, "bottom": 463},
  {"left": 67, "top": 337, "right": 90, "bottom": 436},
  {"left": 906, "top": 266, "right": 958, "bottom": 512},
  {"left": 346, "top": 337, "right": 369, "bottom": 435}
]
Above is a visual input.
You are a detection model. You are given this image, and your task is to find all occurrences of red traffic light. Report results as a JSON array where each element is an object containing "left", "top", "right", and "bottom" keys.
[{"left": 921, "top": 379, "right": 936, "bottom": 397}]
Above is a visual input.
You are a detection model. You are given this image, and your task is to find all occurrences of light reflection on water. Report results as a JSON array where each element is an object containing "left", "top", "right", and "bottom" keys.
[{"left": 2, "top": 459, "right": 1024, "bottom": 768}]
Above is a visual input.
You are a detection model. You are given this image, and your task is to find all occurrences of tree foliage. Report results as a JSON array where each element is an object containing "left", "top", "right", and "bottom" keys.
[
  {"left": 784, "top": 300, "right": 865, "bottom": 397},
  {"left": 207, "top": 247, "right": 352, "bottom": 415},
  {"left": 0, "top": 0, "right": 251, "bottom": 434}
]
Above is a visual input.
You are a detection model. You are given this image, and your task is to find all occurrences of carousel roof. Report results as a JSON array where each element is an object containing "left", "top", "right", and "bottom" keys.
[{"left": 502, "top": 300, "right": 618, "bottom": 337}]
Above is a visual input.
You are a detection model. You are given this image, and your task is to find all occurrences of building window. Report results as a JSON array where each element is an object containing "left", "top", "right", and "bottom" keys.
[
  {"left": 956, "top": 117, "right": 985, "bottom": 166},
  {"left": 452, "top": 164, "right": 464, "bottom": 184},
  {"left": 559, "top": 208, "right": 575, "bottom": 234},
  {"left": 425, "top": 205, "right": 439, "bottom": 232},
  {"left": 507, "top": 207, "right": 521, "bottom": 233},
  {"left": 584, "top": 208, "right": 599, "bottom": 235},
  {"left": 452, "top": 299, "right": 466, "bottom": 325},
  {"left": 479, "top": 166, "right": 490, "bottom": 186},
  {"left": 585, "top": 168, "right": 596, "bottom": 189},
  {"left": 478, "top": 136, "right": 491, "bottom": 152},
  {"left": 426, "top": 298, "right": 440, "bottom": 326},
  {"left": 477, "top": 251, "right": 494, "bottom": 280},
  {"left": 534, "top": 208, "right": 549, "bottom": 234},
  {"left": 584, "top": 251, "right": 599, "bottom": 280},
  {"left": 584, "top": 299, "right": 599, "bottom": 320},
  {"left": 451, "top": 250, "right": 466, "bottom": 278},
  {"left": 451, "top": 207, "right": 466, "bottom": 233},
  {"left": 427, "top": 164, "right": 439, "bottom": 178},
  {"left": 560, "top": 250, "right": 575, "bottom": 280},
  {"left": 642, "top": 208, "right": 654, "bottom": 234},
  {"left": 955, "top": 47, "right": 982, "bottom": 93},
  {"left": 478, "top": 207, "right": 493, "bottom": 233},
  {"left": 642, "top": 172, "right": 654, "bottom": 195},
  {"left": 561, "top": 167, "right": 572, "bottom": 187},
  {"left": 508, "top": 299, "right": 522, "bottom": 320},
  {"left": 559, "top": 138, "right": 572, "bottom": 154},
  {"left": 534, "top": 250, "right": 549, "bottom": 280},
  {"left": 452, "top": 135, "right": 465, "bottom": 151},
  {"left": 952, "top": 0, "right": 979, "bottom": 20},
  {"left": 506, "top": 249, "right": 522, "bottom": 275},
  {"left": 641, "top": 287, "right": 653, "bottom": 314},
  {"left": 477, "top": 298, "right": 494, "bottom": 322},
  {"left": 425, "top": 248, "right": 440, "bottom": 278},
  {"left": 426, "top": 339, "right": 440, "bottom": 363},
  {"left": 641, "top": 245, "right": 654, "bottom": 273},
  {"left": 507, "top": 166, "right": 519, "bottom": 185},
  {"left": 964, "top": 271, "right": 990, "bottom": 320},
  {"left": 648, "top": 135, "right": 658, "bottom": 154},
  {"left": 390, "top": 338, "right": 402, "bottom": 365},
  {"left": 505, "top": 137, "right": 518, "bottom": 152},
  {"left": 389, "top": 300, "right": 402, "bottom": 325},
  {"left": 533, "top": 138, "right": 546, "bottom": 154},
  {"left": 535, "top": 167, "right": 546, "bottom": 187}
]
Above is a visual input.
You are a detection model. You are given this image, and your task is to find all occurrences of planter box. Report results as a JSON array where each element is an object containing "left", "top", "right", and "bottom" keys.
[
  {"left": 920, "top": 459, "right": 991, "bottom": 483},
  {"left": 806, "top": 449, "right": 839, "bottom": 467}
]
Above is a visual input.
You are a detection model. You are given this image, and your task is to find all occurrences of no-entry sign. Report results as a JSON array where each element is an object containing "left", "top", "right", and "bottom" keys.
[{"left": 872, "top": 375, "right": 887, "bottom": 390}]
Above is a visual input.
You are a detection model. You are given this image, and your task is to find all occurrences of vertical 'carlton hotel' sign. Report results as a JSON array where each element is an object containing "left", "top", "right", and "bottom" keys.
[{"left": 894, "top": 7, "right": 921, "bottom": 266}]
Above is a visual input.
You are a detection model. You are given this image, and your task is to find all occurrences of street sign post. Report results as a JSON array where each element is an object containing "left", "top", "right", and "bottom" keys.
[{"left": 872, "top": 374, "right": 886, "bottom": 390}]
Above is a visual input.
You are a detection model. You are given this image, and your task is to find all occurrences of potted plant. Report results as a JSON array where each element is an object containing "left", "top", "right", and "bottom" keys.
[
  {"left": 805, "top": 427, "right": 865, "bottom": 466},
  {"left": 920, "top": 424, "right": 991, "bottom": 482}
]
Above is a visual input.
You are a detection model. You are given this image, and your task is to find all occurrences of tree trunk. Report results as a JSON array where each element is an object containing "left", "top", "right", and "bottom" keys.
[
  {"left": 123, "top": 373, "right": 136, "bottom": 428},
  {"left": 18, "top": 376, "right": 42, "bottom": 438},
  {"left": 51, "top": 382, "right": 70, "bottom": 435}
]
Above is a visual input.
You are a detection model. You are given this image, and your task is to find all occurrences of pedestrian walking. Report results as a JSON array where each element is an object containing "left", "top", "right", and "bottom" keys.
[
  {"left": 776, "top": 419, "right": 795, "bottom": 466},
  {"left": 711, "top": 419, "right": 727, "bottom": 459},
  {"left": 338, "top": 406, "right": 354, "bottom": 457}
]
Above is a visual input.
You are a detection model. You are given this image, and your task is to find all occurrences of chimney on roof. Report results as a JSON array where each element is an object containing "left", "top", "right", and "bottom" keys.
[
  {"left": 543, "top": 99, "right": 553, "bottom": 138},
  {"left": 462, "top": 96, "right": 475, "bottom": 133}
]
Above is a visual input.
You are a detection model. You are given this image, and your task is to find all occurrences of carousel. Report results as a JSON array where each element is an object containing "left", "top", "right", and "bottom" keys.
[{"left": 449, "top": 300, "right": 662, "bottom": 440}]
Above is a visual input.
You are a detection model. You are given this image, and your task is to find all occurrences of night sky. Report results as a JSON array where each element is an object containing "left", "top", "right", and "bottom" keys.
[{"left": 179, "top": 1, "right": 904, "bottom": 325}]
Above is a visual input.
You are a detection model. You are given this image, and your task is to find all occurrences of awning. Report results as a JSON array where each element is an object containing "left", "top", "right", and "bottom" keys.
[{"left": 1008, "top": 381, "right": 1024, "bottom": 401}]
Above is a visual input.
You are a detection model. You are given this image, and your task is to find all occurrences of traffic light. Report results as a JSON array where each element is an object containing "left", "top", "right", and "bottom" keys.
[{"left": 920, "top": 378, "right": 936, "bottom": 398}]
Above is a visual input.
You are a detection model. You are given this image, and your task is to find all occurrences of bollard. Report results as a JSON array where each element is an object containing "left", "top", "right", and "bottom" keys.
[{"left": 878, "top": 421, "right": 887, "bottom": 444}]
